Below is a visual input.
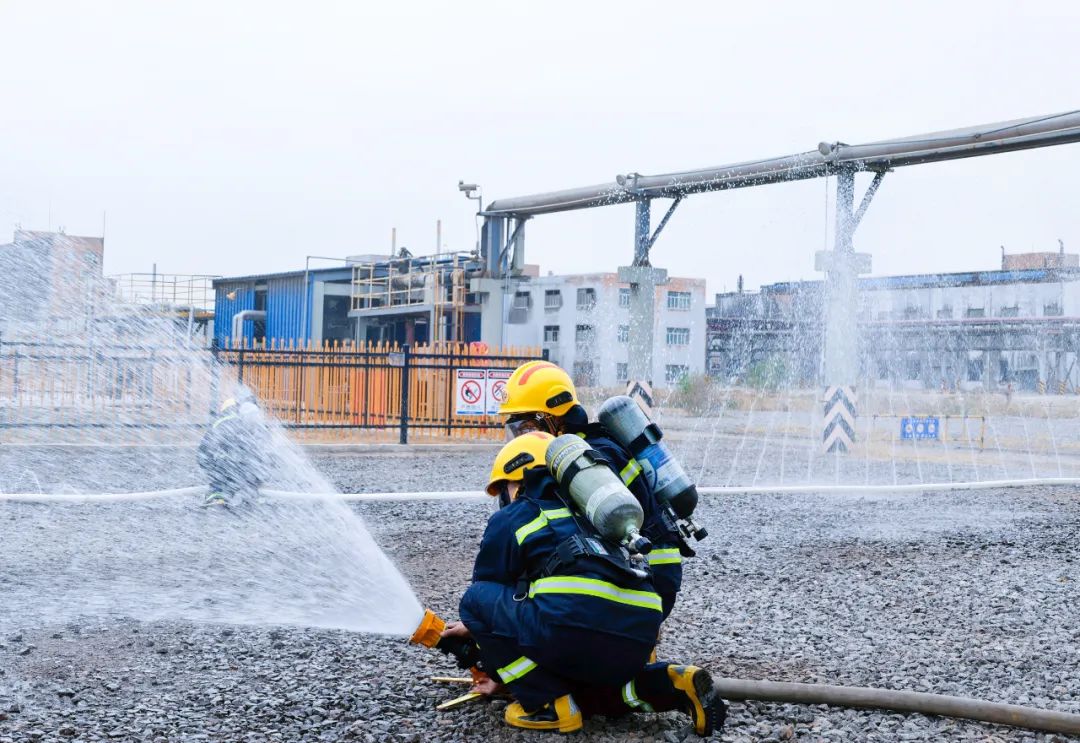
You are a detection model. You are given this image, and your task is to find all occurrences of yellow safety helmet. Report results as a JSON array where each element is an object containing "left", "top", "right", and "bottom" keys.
[
  {"left": 220, "top": 398, "right": 238, "bottom": 413},
  {"left": 499, "top": 361, "right": 578, "bottom": 417},
  {"left": 485, "top": 431, "right": 554, "bottom": 497}
]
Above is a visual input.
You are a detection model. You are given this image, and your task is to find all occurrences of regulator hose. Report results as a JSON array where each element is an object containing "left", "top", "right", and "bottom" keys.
[{"left": 714, "top": 677, "right": 1080, "bottom": 736}]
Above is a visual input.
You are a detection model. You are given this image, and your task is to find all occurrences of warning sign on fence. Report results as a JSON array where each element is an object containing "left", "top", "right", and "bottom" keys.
[
  {"left": 486, "top": 368, "right": 513, "bottom": 415},
  {"left": 455, "top": 369, "right": 486, "bottom": 415},
  {"left": 455, "top": 368, "right": 515, "bottom": 416}
]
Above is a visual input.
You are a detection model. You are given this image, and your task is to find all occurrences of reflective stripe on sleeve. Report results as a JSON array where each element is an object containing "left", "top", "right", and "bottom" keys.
[
  {"left": 514, "top": 508, "right": 573, "bottom": 545},
  {"left": 497, "top": 655, "right": 538, "bottom": 684},
  {"left": 619, "top": 459, "right": 643, "bottom": 486},
  {"left": 647, "top": 548, "right": 682, "bottom": 566},
  {"left": 528, "top": 576, "right": 663, "bottom": 612}
]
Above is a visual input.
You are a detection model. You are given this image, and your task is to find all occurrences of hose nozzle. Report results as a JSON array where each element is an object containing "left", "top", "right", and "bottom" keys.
[{"left": 410, "top": 608, "right": 446, "bottom": 648}]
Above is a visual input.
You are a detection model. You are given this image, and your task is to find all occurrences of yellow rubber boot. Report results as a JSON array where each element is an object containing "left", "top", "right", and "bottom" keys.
[
  {"left": 504, "top": 694, "right": 583, "bottom": 733},
  {"left": 667, "top": 665, "right": 726, "bottom": 736}
]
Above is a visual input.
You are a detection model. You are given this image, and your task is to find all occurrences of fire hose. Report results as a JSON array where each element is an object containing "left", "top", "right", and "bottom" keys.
[{"left": 711, "top": 677, "right": 1080, "bottom": 736}]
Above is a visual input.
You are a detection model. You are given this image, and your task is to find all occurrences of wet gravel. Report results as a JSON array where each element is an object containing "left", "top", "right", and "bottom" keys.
[{"left": 2, "top": 448, "right": 1080, "bottom": 742}]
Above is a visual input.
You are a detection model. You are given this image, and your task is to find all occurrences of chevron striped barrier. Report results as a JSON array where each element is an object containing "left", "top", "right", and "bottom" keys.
[{"left": 822, "top": 385, "right": 856, "bottom": 453}]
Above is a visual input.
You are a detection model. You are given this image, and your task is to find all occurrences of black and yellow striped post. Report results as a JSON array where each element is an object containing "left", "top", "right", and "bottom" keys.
[{"left": 822, "top": 386, "right": 857, "bottom": 453}]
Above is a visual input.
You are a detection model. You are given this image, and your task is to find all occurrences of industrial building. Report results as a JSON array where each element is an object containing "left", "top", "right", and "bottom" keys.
[
  {"left": 498, "top": 272, "right": 706, "bottom": 387},
  {"left": 212, "top": 251, "right": 482, "bottom": 347},
  {"left": 708, "top": 246, "right": 1080, "bottom": 392},
  {"left": 212, "top": 252, "right": 705, "bottom": 387},
  {"left": 0, "top": 230, "right": 104, "bottom": 330}
]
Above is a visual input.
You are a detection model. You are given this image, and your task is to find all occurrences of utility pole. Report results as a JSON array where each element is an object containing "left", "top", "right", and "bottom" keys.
[
  {"left": 815, "top": 168, "right": 874, "bottom": 453},
  {"left": 620, "top": 199, "right": 668, "bottom": 389}
]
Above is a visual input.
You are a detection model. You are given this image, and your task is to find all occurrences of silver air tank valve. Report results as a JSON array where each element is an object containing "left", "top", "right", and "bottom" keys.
[{"left": 546, "top": 434, "right": 652, "bottom": 554}]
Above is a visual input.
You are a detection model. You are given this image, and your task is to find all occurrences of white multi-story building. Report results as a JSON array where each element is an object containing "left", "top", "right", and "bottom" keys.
[
  {"left": 708, "top": 248, "right": 1080, "bottom": 391},
  {"left": 492, "top": 271, "right": 706, "bottom": 388}
]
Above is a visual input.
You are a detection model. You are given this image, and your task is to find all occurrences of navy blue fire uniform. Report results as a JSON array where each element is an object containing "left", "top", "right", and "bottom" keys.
[
  {"left": 559, "top": 407, "right": 684, "bottom": 619},
  {"left": 458, "top": 467, "right": 663, "bottom": 711}
]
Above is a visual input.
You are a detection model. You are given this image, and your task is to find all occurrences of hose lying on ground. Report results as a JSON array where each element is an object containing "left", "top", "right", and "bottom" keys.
[
  {"left": 714, "top": 677, "right": 1080, "bottom": 736},
  {"left": 6, "top": 476, "right": 1078, "bottom": 503}
]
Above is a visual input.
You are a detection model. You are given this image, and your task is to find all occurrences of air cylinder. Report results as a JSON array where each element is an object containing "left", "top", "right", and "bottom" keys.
[
  {"left": 598, "top": 395, "right": 699, "bottom": 521},
  {"left": 546, "top": 434, "right": 650, "bottom": 553}
]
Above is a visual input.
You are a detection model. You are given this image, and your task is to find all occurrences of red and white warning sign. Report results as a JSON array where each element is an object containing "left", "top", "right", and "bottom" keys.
[
  {"left": 486, "top": 368, "right": 513, "bottom": 415},
  {"left": 455, "top": 368, "right": 487, "bottom": 415}
]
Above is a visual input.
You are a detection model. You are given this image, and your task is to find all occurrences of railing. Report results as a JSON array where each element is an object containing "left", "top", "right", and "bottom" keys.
[{"left": 0, "top": 338, "right": 544, "bottom": 444}]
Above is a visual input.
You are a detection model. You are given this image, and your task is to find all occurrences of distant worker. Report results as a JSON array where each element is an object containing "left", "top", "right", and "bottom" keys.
[
  {"left": 499, "top": 361, "right": 686, "bottom": 618},
  {"left": 441, "top": 433, "right": 724, "bottom": 734},
  {"left": 197, "top": 388, "right": 273, "bottom": 507}
]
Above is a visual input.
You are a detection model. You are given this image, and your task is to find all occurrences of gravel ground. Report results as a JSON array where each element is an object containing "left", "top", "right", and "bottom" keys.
[{"left": 2, "top": 448, "right": 1080, "bottom": 742}]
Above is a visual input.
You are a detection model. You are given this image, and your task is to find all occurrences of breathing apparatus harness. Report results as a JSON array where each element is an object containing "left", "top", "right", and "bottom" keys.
[{"left": 512, "top": 469, "right": 652, "bottom": 602}]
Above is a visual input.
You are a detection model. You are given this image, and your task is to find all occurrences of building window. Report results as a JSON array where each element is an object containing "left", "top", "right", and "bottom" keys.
[
  {"left": 616, "top": 363, "right": 629, "bottom": 382},
  {"left": 906, "top": 359, "right": 921, "bottom": 380},
  {"left": 513, "top": 291, "right": 532, "bottom": 310},
  {"left": 619, "top": 288, "right": 631, "bottom": 308},
  {"left": 576, "top": 288, "right": 596, "bottom": 310},
  {"left": 965, "top": 307, "right": 985, "bottom": 318},
  {"left": 617, "top": 325, "right": 629, "bottom": 343},
  {"left": 665, "top": 365, "right": 689, "bottom": 384},
  {"left": 575, "top": 324, "right": 595, "bottom": 345},
  {"left": 666, "top": 327, "right": 690, "bottom": 345},
  {"left": 544, "top": 290, "right": 562, "bottom": 310},
  {"left": 903, "top": 306, "right": 921, "bottom": 319},
  {"left": 936, "top": 306, "right": 953, "bottom": 319},
  {"left": 573, "top": 361, "right": 596, "bottom": 386},
  {"left": 999, "top": 305, "right": 1019, "bottom": 318},
  {"left": 1045, "top": 302, "right": 1063, "bottom": 317},
  {"left": 667, "top": 291, "right": 691, "bottom": 311},
  {"left": 544, "top": 325, "right": 560, "bottom": 343}
]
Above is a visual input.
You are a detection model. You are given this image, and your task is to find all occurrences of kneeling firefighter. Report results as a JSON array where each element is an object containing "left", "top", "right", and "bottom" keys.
[
  {"left": 196, "top": 388, "right": 273, "bottom": 507},
  {"left": 439, "top": 432, "right": 724, "bottom": 735},
  {"left": 499, "top": 361, "right": 695, "bottom": 618}
]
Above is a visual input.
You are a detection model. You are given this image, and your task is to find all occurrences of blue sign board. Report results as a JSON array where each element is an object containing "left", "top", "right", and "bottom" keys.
[{"left": 900, "top": 416, "right": 940, "bottom": 440}]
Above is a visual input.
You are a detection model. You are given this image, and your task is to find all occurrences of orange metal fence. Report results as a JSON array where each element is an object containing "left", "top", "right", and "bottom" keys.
[{"left": 0, "top": 338, "right": 543, "bottom": 443}]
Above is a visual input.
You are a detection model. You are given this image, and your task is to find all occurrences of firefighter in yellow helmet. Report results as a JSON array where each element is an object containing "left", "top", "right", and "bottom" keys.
[
  {"left": 442, "top": 431, "right": 724, "bottom": 735},
  {"left": 499, "top": 361, "right": 580, "bottom": 437},
  {"left": 500, "top": 360, "right": 686, "bottom": 620}
]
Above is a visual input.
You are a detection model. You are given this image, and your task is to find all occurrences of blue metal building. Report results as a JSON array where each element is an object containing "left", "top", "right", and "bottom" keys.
[
  {"left": 213, "top": 267, "right": 349, "bottom": 346},
  {"left": 212, "top": 254, "right": 485, "bottom": 347}
]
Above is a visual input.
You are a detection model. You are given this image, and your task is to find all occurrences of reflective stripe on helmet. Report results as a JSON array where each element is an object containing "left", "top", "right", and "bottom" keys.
[
  {"left": 646, "top": 548, "right": 682, "bottom": 566},
  {"left": 497, "top": 655, "right": 538, "bottom": 684},
  {"left": 514, "top": 507, "right": 572, "bottom": 545},
  {"left": 528, "top": 576, "right": 663, "bottom": 612}
]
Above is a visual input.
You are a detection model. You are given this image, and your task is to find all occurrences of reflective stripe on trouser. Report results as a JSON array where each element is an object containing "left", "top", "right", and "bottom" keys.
[
  {"left": 647, "top": 548, "right": 682, "bottom": 566},
  {"left": 515, "top": 507, "right": 573, "bottom": 545},
  {"left": 619, "top": 459, "right": 643, "bottom": 487},
  {"left": 498, "top": 656, "right": 538, "bottom": 684},
  {"left": 621, "top": 679, "right": 654, "bottom": 712},
  {"left": 529, "top": 576, "right": 664, "bottom": 612}
]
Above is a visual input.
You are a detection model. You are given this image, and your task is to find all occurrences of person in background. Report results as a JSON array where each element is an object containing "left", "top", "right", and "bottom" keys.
[{"left": 197, "top": 388, "right": 272, "bottom": 507}]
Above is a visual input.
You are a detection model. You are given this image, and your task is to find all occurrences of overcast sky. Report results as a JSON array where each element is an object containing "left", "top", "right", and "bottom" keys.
[{"left": 1, "top": 1, "right": 1078, "bottom": 296}]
